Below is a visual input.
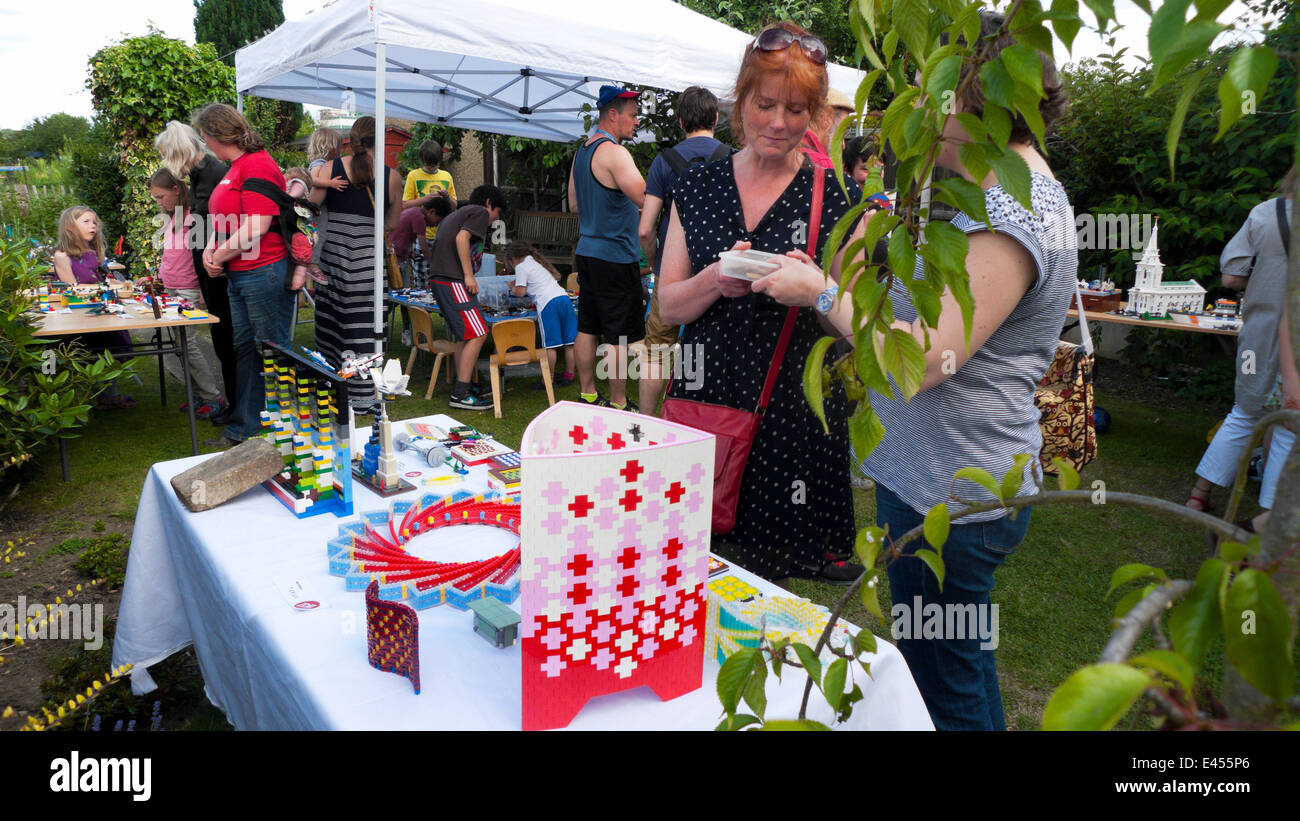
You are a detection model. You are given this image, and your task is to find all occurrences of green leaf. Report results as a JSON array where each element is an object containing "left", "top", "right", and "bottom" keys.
[
  {"left": 1192, "top": 0, "right": 1233, "bottom": 18},
  {"left": 1223, "top": 569, "right": 1294, "bottom": 705},
  {"left": 892, "top": 0, "right": 931, "bottom": 62},
  {"left": 757, "top": 719, "right": 832, "bottom": 731},
  {"left": 979, "top": 60, "right": 1015, "bottom": 111},
  {"left": 915, "top": 548, "right": 945, "bottom": 590},
  {"left": 1052, "top": 457, "right": 1080, "bottom": 490},
  {"left": 910, "top": 280, "right": 942, "bottom": 328},
  {"left": 924, "top": 503, "right": 950, "bottom": 552},
  {"left": 854, "top": 526, "right": 884, "bottom": 569},
  {"left": 791, "top": 642, "right": 823, "bottom": 688},
  {"left": 1107, "top": 564, "right": 1169, "bottom": 599},
  {"left": 1218, "top": 538, "right": 1260, "bottom": 564},
  {"left": 803, "top": 336, "right": 836, "bottom": 435},
  {"left": 1129, "top": 650, "right": 1196, "bottom": 695},
  {"left": 999, "top": 453, "right": 1033, "bottom": 501},
  {"left": 822, "top": 657, "right": 848, "bottom": 713},
  {"left": 716, "top": 648, "right": 758, "bottom": 714},
  {"left": 741, "top": 652, "right": 768, "bottom": 720},
  {"left": 1042, "top": 663, "right": 1151, "bottom": 730},
  {"left": 1002, "top": 45, "right": 1045, "bottom": 100},
  {"left": 714, "top": 713, "right": 762, "bottom": 731},
  {"left": 1147, "top": 0, "right": 1191, "bottom": 64},
  {"left": 854, "top": 328, "right": 894, "bottom": 398},
  {"left": 1215, "top": 47, "right": 1279, "bottom": 140},
  {"left": 1150, "top": 21, "right": 1227, "bottom": 93},
  {"left": 1049, "top": 0, "right": 1083, "bottom": 53},
  {"left": 986, "top": 146, "right": 1033, "bottom": 210},
  {"left": 857, "top": 0, "right": 877, "bottom": 35},
  {"left": 881, "top": 88, "right": 921, "bottom": 156},
  {"left": 1113, "top": 584, "right": 1155, "bottom": 620},
  {"left": 882, "top": 29, "right": 900, "bottom": 64},
  {"left": 982, "top": 104, "right": 1012, "bottom": 149},
  {"left": 925, "top": 55, "right": 962, "bottom": 105},
  {"left": 848, "top": 400, "right": 887, "bottom": 462},
  {"left": 934, "top": 177, "right": 989, "bottom": 225},
  {"left": 852, "top": 629, "right": 877, "bottom": 657},
  {"left": 921, "top": 219, "right": 969, "bottom": 278},
  {"left": 821, "top": 200, "right": 875, "bottom": 273},
  {"left": 1165, "top": 66, "right": 1209, "bottom": 178},
  {"left": 855, "top": 69, "right": 884, "bottom": 119},
  {"left": 954, "top": 466, "right": 1003, "bottom": 503},
  {"left": 887, "top": 224, "right": 918, "bottom": 282},
  {"left": 957, "top": 142, "right": 991, "bottom": 184},
  {"left": 1168, "top": 558, "right": 1228, "bottom": 671}
]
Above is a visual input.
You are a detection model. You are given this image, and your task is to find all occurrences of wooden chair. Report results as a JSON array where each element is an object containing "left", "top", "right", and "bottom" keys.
[
  {"left": 488, "top": 318, "right": 554, "bottom": 418},
  {"left": 405, "top": 306, "right": 457, "bottom": 399},
  {"left": 514, "top": 210, "right": 580, "bottom": 273}
]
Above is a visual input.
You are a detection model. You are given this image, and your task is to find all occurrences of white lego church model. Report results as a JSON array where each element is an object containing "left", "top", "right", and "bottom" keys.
[{"left": 1126, "top": 222, "right": 1205, "bottom": 317}]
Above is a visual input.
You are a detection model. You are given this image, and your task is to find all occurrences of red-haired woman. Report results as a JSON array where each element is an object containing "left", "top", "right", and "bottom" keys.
[{"left": 657, "top": 22, "right": 862, "bottom": 584}]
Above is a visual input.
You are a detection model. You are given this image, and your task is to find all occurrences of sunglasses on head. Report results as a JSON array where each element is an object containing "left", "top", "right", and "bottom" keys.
[{"left": 752, "top": 27, "right": 828, "bottom": 65}]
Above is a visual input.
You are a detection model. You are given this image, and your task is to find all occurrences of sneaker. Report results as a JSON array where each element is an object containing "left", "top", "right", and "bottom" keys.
[
  {"left": 194, "top": 398, "right": 227, "bottom": 420},
  {"left": 580, "top": 394, "right": 612, "bottom": 408},
  {"left": 618, "top": 398, "right": 640, "bottom": 414},
  {"left": 470, "top": 383, "right": 492, "bottom": 398},
  {"left": 449, "top": 393, "right": 493, "bottom": 411},
  {"left": 787, "top": 550, "right": 864, "bottom": 586},
  {"left": 555, "top": 372, "right": 575, "bottom": 387}
]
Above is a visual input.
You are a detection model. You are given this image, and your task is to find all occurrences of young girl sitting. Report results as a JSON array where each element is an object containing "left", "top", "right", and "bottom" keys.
[
  {"left": 51, "top": 206, "right": 135, "bottom": 408},
  {"left": 149, "top": 168, "right": 227, "bottom": 418},
  {"left": 505, "top": 241, "right": 576, "bottom": 386}
]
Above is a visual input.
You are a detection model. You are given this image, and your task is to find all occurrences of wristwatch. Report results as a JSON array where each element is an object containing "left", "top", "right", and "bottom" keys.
[{"left": 815, "top": 285, "right": 839, "bottom": 314}]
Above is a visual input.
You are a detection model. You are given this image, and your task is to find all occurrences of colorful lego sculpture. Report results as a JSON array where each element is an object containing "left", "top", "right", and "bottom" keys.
[
  {"left": 706, "top": 591, "right": 852, "bottom": 667},
  {"left": 260, "top": 341, "right": 354, "bottom": 518},
  {"left": 468, "top": 597, "right": 522, "bottom": 648},
  {"left": 365, "top": 580, "right": 421, "bottom": 694},
  {"left": 519, "top": 401, "right": 716, "bottom": 731},
  {"left": 327, "top": 492, "right": 521, "bottom": 610}
]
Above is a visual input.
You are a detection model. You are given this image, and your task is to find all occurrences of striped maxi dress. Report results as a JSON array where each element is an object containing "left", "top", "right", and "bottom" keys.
[{"left": 315, "top": 158, "right": 393, "bottom": 406}]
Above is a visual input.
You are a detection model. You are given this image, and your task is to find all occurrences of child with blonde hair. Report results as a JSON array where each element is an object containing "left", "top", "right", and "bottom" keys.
[{"left": 148, "top": 168, "right": 226, "bottom": 418}]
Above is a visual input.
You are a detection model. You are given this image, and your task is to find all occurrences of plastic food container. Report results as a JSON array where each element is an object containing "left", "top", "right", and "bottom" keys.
[{"left": 718, "top": 249, "right": 781, "bottom": 280}]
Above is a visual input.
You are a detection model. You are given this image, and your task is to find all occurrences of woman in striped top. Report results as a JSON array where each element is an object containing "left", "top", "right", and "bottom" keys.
[{"left": 753, "top": 11, "right": 1076, "bottom": 730}]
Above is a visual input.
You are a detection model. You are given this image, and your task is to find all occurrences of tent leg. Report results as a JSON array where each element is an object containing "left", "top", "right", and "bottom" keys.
[{"left": 374, "top": 42, "right": 386, "bottom": 354}]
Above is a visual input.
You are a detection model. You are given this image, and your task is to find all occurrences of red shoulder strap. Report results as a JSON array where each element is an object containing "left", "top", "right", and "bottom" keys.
[{"left": 756, "top": 165, "right": 824, "bottom": 414}]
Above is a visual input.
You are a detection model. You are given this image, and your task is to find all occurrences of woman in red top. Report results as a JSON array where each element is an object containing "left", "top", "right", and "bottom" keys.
[{"left": 193, "top": 102, "right": 294, "bottom": 445}]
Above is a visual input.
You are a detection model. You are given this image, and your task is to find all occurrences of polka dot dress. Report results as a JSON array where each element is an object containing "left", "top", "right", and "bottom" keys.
[{"left": 669, "top": 157, "right": 859, "bottom": 580}]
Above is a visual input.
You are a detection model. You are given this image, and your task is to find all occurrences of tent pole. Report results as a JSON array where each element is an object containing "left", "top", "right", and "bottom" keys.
[
  {"left": 236, "top": 93, "right": 243, "bottom": 114},
  {"left": 373, "top": 42, "right": 386, "bottom": 346}
]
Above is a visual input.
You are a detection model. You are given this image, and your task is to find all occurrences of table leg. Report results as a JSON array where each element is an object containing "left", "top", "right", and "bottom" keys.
[
  {"left": 180, "top": 327, "right": 199, "bottom": 456},
  {"left": 59, "top": 438, "right": 70, "bottom": 482},
  {"left": 156, "top": 330, "right": 167, "bottom": 409}
]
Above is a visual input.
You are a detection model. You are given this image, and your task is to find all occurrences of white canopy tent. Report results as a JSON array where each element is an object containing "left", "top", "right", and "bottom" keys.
[{"left": 235, "top": 0, "right": 866, "bottom": 336}]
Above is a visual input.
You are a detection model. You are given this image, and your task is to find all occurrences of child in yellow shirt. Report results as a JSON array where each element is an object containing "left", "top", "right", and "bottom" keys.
[{"left": 402, "top": 140, "right": 457, "bottom": 241}]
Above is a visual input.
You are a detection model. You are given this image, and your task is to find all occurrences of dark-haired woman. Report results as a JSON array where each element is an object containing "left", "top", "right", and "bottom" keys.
[
  {"left": 754, "top": 12, "right": 1076, "bottom": 730},
  {"left": 310, "top": 115, "right": 403, "bottom": 408},
  {"left": 193, "top": 102, "right": 293, "bottom": 445}
]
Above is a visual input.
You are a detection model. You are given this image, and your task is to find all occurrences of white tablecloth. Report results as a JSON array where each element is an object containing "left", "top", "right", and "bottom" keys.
[{"left": 113, "top": 414, "right": 932, "bottom": 730}]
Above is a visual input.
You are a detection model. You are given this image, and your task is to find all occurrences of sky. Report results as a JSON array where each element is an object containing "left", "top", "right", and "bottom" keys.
[{"left": 0, "top": 0, "right": 1270, "bottom": 131}]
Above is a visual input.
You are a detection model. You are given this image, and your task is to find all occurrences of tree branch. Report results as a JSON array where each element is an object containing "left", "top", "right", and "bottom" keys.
[{"left": 1098, "top": 580, "right": 1194, "bottom": 664}]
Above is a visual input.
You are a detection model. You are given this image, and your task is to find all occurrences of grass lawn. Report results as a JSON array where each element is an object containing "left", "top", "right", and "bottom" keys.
[{"left": 0, "top": 305, "right": 1271, "bottom": 730}]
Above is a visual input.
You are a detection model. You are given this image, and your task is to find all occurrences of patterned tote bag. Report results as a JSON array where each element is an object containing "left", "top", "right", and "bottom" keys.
[{"left": 1036, "top": 282, "right": 1097, "bottom": 474}]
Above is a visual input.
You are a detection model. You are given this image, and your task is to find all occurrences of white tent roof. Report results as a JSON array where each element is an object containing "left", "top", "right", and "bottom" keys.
[{"left": 236, "top": 0, "right": 866, "bottom": 141}]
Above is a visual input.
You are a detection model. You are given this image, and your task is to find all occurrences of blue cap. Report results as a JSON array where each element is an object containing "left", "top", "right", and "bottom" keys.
[{"left": 597, "top": 84, "right": 638, "bottom": 110}]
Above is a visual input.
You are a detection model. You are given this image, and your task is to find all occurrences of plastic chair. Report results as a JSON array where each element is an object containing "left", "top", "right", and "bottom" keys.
[
  {"left": 488, "top": 318, "right": 553, "bottom": 418},
  {"left": 405, "top": 305, "right": 457, "bottom": 399},
  {"left": 565, "top": 272, "right": 579, "bottom": 294}
]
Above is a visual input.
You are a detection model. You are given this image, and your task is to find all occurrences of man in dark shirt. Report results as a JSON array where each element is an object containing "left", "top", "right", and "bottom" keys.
[{"left": 427, "top": 185, "right": 506, "bottom": 411}]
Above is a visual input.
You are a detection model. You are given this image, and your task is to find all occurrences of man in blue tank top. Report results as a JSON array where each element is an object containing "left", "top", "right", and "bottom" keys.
[{"left": 567, "top": 84, "right": 646, "bottom": 411}]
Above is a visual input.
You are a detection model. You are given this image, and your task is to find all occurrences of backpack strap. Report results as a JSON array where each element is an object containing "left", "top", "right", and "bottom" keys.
[
  {"left": 1277, "top": 196, "right": 1291, "bottom": 256},
  {"left": 708, "top": 143, "right": 734, "bottom": 163},
  {"left": 662, "top": 146, "right": 689, "bottom": 177}
]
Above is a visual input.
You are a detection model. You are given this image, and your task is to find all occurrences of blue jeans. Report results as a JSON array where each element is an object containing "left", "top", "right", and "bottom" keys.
[
  {"left": 223, "top": 258, "right": 294, "bottom": 442},
  {"left": 877, "top": 483, "right": 1031, "bottom": 731}
]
